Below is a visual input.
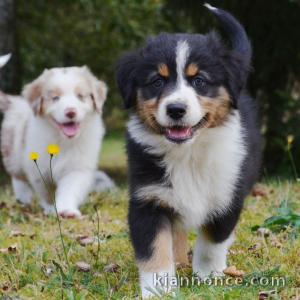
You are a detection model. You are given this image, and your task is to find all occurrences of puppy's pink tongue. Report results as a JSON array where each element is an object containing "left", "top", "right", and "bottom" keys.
[
  {"left": 167, "top": 127, "right": 191, "bottom": 139},
  {"left": 61, "top": 122, "right": 79, "bottom": 138}
]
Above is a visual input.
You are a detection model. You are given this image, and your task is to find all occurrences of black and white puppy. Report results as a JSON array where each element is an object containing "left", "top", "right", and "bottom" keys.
[{"left": 116, "top": 4, "right": 261, "bottom": 298}]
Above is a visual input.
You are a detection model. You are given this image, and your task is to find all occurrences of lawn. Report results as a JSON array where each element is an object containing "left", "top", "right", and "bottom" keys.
[{"left": 0, "top": 130, "right": 299, "bottom": 300}]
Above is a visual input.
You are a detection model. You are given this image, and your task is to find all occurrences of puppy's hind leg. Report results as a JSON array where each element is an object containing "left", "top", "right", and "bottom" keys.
[
  {"left": 12, "top": 178, "right": 33, "bottom": 205},
  {"left": 92, "top": 170, "right": 115, "bottom": 193},
  {"left": 173, "top": 226, "right": 189, "bottom": 265}
]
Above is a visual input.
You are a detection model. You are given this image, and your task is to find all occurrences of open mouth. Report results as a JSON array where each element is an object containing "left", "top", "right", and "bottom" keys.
[
  {"left": 165, "top": 116, "right": 207, "bottom": 143},
  {"left": 57, "top": 121, "right": 80, "bottom": 138}
]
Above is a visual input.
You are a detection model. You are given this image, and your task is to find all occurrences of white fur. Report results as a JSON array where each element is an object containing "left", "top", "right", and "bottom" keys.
[
  {"left": 129, "top": 39, "right": 246, "bottom": 298},
  {"left": 140, "top": 267, "right": 175, "bottom": 299},
  {"left": 192, "top": 232, "right": 234, "bottom": 278},
  {"left": 92, "top": 170, "right": 116, "bottom": 193},
  {"left": 156, "top": 41, "right": 204, "bottom": 129},
  {"left": 0, "top": 53, "right": 11, "bottom": 68},
  {"left": 1, "top": 67, "right": 108, "bottom": 217},
  {"left": 204, "top": 3, "right": 218, "bottom": 11},
  {"left": 129, "top": 111, "right": 246, "bottom": 229}
]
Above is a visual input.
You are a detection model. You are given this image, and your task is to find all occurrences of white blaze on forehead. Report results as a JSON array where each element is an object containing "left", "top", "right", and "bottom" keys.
[
  {"left": 176, "top": 40, "right": 190, "bottom": 84},
  {"left": 155, "top": 39, "right": 204, "bottom": 128}
]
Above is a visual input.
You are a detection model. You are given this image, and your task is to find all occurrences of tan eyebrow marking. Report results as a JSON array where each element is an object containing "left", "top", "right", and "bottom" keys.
[
  {"left": 186, "top": 63, "right": 199, "bottom": 77},
  {"left": 50, "top": 87, "right": 62, "bottom": 97},
  {"left": 158, "top": 63, "right": 169, "bottom": 77}
]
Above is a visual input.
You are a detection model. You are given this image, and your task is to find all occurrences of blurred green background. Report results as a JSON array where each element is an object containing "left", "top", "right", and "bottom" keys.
[{"left": 0, "top": 0, "right": 300, "bottom": 177}]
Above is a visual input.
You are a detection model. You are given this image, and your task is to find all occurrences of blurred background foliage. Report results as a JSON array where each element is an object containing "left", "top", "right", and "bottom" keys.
[{"left": 0, "top": 0, "right": 300, "bottom": 176}]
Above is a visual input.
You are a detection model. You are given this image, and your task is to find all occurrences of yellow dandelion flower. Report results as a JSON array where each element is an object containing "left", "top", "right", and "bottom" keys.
[
  {"left": 47, "top": 144, "right": 60, "bottom": 156},
  {"left": 287, "top": 135, "right": 294, "bottom": 146},
  {"left": 29, "top": 152, "right": 39, "bottom": 161}
]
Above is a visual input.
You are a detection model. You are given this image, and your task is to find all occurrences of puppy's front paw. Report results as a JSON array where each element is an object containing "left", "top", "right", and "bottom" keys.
[
  {"left": 58, "top": 208, "right": 81, "bottom": 219},
  {"left": 193, "top": 262, "right": 226, "bottom": 279}
]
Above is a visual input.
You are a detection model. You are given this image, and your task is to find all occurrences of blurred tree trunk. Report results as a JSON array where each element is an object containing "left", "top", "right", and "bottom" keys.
[
  {"left": 0, "top": 0, "right": 20, "bottom": 93},
  {"left": 0, "top": 0, "right": 20, "bottom": 182}
]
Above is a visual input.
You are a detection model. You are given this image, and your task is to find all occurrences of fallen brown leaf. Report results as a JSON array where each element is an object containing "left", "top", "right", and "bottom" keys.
[
  {"left": 10, "top": 230, "right": 25, "bottom": 237},
  {"left": 257, "top": 227, "right": 271, "bottom": 237},
  {"left": 75, "top": 261, "right": 91, "bottom": 272},
  {"left": 258, "top": 290, "right": 277, "bottom": 300},
  {"left": 252, "top": 184, "right": 268, "bottom": 197},
  {"left": 248, "top": 243, "right": 263, "bottom": 252},
  {"left": 77, "top": 236, "right": 94, "bottom": 246},
  {"left": 223, "top": 265, "right": 245, "bottom": 277},
  {"left": 104, "top": 263, "right": 120, "bottom": 273},
  {"left": 8, "top": 244, "right": 18, "bottom": 253}
]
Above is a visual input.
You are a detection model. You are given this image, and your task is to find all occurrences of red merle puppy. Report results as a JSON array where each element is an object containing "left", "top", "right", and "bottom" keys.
[{"left": 116, "top": 4, "right": 261, "bottom": 298}]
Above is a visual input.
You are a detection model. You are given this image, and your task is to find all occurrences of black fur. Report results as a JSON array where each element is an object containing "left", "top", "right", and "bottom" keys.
[{"left": 117, "top": 6, "right": 261, "bottom": 262}]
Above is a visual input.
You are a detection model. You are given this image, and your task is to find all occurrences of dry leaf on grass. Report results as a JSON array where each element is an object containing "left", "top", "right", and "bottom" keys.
[
  {"left": 104, "top": 263, "right": 120, "bottom": 273},
  {"left": 257, "top": 227, "right": 271, "bottom": 237},
  {"left": 77, "top": 235, "right": 94, "bottom": 246},
  {"left": 258, "top": 290, "right": 277, "bottom": 299},
  {"left": 248, "top": 242, "right": 263, "bottom": 252},
  {"left": 10, "top": 230, "right": 25, "bottom": 237},
  {"left": 252, "top": 184, "right": 268, "bottom": 197},
  {"left": 0, "top": 244, "right": 18, "bottom": 254},
  {"left": 75, "top": 261, "right": 91, "bottom": 272},
  {"left": 223, "top": 266, "right": 245, "bottom": 277}
]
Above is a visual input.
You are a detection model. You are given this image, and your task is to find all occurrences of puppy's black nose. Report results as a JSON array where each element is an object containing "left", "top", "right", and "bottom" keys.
[{"left": 166, "top": 103, "right": 187, "bottom": 120}]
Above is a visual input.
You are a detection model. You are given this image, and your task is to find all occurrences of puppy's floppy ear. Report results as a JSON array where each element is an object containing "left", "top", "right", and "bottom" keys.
[
  {"left": 22, "top": 69, "right": 48, "bottom": 115},
  {"left": 81, "top": 66, "right": 108, "bottom": 113},
  {"left": 116, "top": 51, "right": 138, "bottom": 109}
]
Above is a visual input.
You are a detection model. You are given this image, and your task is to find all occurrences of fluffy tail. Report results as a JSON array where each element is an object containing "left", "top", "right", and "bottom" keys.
[
  {"left": 0, "top": 91, "right": 10, "bottom": 112},
  {"left": 0, "top": 53, "right": 11, "bottom": 68},
  {"left": 204, "top": 3, "right": 252, "bottom": 68}
]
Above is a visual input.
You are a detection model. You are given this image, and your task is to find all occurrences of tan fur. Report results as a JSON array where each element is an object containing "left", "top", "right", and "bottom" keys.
[
  {"left": 173, "top": 228, "right": 189, "bottom": 265},
  {"left": 49, "top": 87, "right": 62, "bottom": 99},
  {"left": 22, "top": 73, "right": 46, "bottom": 116},
  {"left": 200, "top": 87, "right": 231, "bottom": 128},
  {"left": 81, "top": 66, "right": 107, "bottom": 113},
  {"left": 186, "top": 63, "right": 199, "bottom": 77},
  {"left": 158, "top": 63, "right": 169, "bottom": 77},
  {"left": 138, "top": 225, "right": 173, "bottom": 272},
  {"left": 136, "top": 92, "right": 161, "bottom": 134}
]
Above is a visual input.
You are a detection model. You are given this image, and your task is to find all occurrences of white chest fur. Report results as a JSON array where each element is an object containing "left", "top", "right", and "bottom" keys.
[{"left": 129, "top": 112, "right": 246, "bottom": 229}]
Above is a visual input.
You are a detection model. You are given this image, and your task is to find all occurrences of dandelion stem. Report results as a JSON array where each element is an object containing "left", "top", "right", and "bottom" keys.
[
  {"left": 287, "top": 147, "right": 298, "bottom": 181},
  {"left": 49, "top": 155, "right": 70, "bottom": 268},
  {"left": 94, "top": 205, "right": 101, "bottom": 268},
  {"left": 33, "top": 161, "right": 52, "bottom": 195}
]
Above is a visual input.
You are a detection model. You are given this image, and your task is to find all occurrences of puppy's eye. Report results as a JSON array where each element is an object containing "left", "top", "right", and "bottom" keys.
[
  {"left": 192, "top": 76, "right": 207, "bottom": 89},
  {"left": 77, "top": 94, "right": 84, "bottom": 100},
  {"left": 152, "top": 78, "right": 165, "bottom": 89},
  {"left": 52, "top": 96, "right": 60, "bottom": 101}
]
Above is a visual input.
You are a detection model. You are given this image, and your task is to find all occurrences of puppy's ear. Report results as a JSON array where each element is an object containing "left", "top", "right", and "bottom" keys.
[
  {"left": 81, "top": 66, "right": 108, "bottom": 113},
  {"left": 22, "top": 70, "right": 48, "bottom": 115},
  {"left": 116, "top": 51, "right": 138, "bottom": 109},
  {"left": 223, "top": 52, "right": 251, "bottom": 108}
]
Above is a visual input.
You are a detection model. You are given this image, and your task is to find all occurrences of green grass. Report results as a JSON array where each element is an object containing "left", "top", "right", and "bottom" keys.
[{"left": 0, "top": 132, "right": 299, "bottom": 300}]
